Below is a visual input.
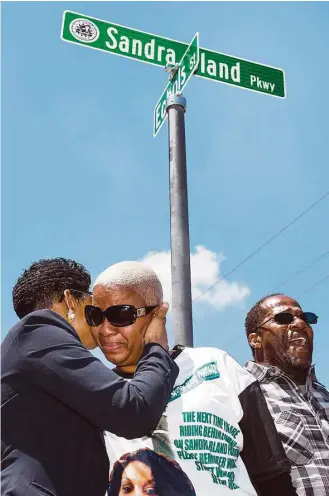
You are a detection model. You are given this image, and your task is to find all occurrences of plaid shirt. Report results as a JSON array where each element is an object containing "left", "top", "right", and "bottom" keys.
[{"left": 245, "top": 361, "right": 329, "bottom": 496}]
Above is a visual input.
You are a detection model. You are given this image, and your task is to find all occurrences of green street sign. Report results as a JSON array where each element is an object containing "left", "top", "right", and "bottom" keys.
[
  {"left": 153, "top": 33, "right": 199, "bottom": 137},
  {"left": 61, "top": 11, "right": 285, "bottom": 98}
]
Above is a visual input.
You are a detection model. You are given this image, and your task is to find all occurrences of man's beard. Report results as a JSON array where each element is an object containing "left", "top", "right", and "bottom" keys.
[
  {"left": 281, "top": 349, "right": 311, "bottom": 370},
  {"left": 268, "top": 340, "right": 312, "bottom": 371}
]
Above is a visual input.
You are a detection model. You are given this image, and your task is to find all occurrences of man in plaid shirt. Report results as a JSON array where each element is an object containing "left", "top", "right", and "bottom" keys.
[{"left": 244, "top": 293, "right": 329, "bottom": 496}]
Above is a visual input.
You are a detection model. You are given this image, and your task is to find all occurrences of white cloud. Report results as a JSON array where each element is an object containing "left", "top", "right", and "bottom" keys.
[{"left": 140, "top": 245, "right": 250, "bottom": 310}]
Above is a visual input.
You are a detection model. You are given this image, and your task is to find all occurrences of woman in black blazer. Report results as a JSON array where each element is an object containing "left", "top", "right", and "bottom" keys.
[{"left": 1, "top": 257, "right": 178, "bottom": 496}]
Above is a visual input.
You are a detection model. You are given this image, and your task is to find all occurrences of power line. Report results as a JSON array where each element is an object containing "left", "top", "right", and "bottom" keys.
[
  {"left": 271, "top": 249, "right": 329, "bottom": 291},
  {"left": 216, "top": 273, "right": 329, "bottom": 352},
  {"left": 193, "top": 190, "right": 329, "bottom": 303},
  {"left": 299, "top": 274, "right": 329, "bottom": 296},
  {"left": 209, "top": 248, "right": 329, "bottom": 351},
  {"left": 212, "top": 247, "right": 328, "bottom": 345},
  {"left": 203, "top": 247, "right": 328, "bottom": 330}
]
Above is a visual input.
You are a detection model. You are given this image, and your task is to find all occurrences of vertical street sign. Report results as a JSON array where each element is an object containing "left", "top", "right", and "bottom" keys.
[{"left": 153, "top": 33, "right": 199, "bottom": 137}]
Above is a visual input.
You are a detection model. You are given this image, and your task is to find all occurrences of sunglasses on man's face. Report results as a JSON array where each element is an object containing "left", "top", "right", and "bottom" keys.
[
  {"left": 85, "top": 304, "right": 158, "bottom": 327},
  {"left": 257, "top": 311, "right": 318, "bottom": 331}
]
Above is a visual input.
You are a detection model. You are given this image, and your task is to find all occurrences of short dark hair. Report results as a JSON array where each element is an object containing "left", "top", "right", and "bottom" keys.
[
  {"left": 245, "top": 293, "right": 284, "bottom": 357},
  {"left": 13, "top": 258, "right": 91, "bottom": 319},
  {"left": 109, "top": 448, "right": 196, "bottom": 496}
]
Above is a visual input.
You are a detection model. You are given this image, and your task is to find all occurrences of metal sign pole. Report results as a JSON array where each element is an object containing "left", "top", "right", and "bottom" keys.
[{"left": 166, "top": 93, "right": 193, "bottom": 347}]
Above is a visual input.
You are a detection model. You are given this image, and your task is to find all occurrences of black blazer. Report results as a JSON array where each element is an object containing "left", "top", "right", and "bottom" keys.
[{"left": 1, "top": 310, "right": 178, "bottom": 496}]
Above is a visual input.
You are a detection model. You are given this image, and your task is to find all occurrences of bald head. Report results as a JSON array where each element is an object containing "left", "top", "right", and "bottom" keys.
[{"left": 93, "top": 261, "right": 163, "bottom": 306}]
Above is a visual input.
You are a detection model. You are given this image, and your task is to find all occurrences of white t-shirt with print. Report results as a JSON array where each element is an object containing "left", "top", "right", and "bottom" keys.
[{"left": 105, "top": 347, "right": 258, "bottom": 495}]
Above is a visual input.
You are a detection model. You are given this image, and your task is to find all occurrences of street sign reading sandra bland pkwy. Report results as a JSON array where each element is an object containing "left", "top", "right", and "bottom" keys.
[
  {"left": 153, "top": 33, "right": 199, "bottom": 137},
  {"left": 61, "top": 11, "right": 286, "bottom": 98}
]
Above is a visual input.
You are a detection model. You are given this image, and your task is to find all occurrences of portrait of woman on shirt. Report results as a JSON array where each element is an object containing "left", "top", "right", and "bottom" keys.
[{"left": 108, "top": 448, "right": 196, "bottom": 496}]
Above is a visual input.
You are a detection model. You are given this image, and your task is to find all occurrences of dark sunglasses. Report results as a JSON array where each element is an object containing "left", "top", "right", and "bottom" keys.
[
  {"left": 256, "top": 311, "right": 318, "bottom": 331},
  {"left": 85, "top": 304, "right": 158, "bottom": 327}
]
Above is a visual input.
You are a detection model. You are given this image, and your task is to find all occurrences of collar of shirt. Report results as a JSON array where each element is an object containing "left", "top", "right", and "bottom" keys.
[{"left": 244, "top": 361, "right": 319, "bottom": 393}]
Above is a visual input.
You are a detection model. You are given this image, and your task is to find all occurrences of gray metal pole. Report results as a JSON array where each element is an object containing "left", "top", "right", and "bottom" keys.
[{"left": 166, "top": 93, "right": 193, "bottom": 347}]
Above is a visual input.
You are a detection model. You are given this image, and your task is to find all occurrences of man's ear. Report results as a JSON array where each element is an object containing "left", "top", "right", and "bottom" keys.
[{"left": 248, "top": 332, "right": 263, "bottom": 351}]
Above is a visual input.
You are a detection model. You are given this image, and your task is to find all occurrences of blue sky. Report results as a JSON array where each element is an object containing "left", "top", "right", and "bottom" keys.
[{"left": 2, "top": 1, "right": 329, "bottom": 385}]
